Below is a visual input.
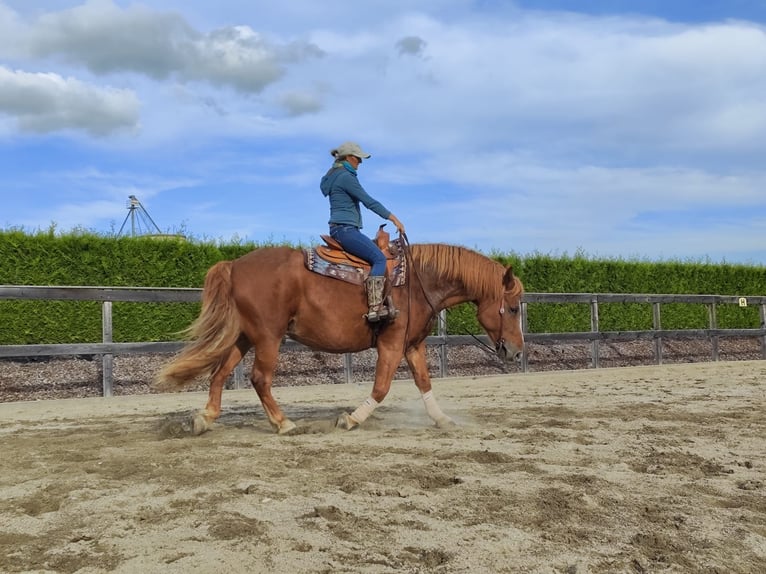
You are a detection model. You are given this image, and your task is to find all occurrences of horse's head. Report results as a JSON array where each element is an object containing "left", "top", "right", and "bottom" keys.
[{"left": 477, "top": 265, "right": 524, "bottom": 364}]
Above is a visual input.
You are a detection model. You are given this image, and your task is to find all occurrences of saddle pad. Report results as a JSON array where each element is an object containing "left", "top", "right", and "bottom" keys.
[
  {"left": 304, "top": 240, "right": 407, "bottom": 287},
  {"left": 304, "top": 248, "right": 365, "bottom": 285}
]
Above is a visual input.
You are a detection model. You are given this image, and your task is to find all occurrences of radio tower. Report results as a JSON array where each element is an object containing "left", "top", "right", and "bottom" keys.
[{"left": 118, "top": 195, "right": 163, "bottom": 237}]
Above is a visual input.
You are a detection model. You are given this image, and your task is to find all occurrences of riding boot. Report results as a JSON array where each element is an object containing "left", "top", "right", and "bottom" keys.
[{"left": 364, "top": 276, "right": 388, "bottom": 322}]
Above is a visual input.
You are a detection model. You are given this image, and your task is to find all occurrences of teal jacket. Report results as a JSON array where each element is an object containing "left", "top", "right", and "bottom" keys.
[{"left": 320, "top": 162, "right": 391, "bottom": 229}]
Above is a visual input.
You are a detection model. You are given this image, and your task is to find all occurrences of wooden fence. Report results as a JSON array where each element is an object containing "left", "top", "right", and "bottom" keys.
[{"left": 1, "top": 286, "right": 765, "bottom": 397}]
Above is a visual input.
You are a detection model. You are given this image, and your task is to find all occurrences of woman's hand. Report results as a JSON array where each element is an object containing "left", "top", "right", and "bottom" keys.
[{"left": 388, "top": 214, "right": 406, "bottom": 235}]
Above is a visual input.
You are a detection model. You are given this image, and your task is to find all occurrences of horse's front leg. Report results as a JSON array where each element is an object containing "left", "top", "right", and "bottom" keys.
[
  {"left": 405, "top": 340, "right": 455, "bottom": 428},
  {"left": 336, "top": 345, "right": 402, "bottom": 430}
]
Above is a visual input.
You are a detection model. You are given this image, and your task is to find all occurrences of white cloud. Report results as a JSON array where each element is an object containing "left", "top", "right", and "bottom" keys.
[
  {"left": 29, "top": 0, "right": 191, "bottom": 77},
  {"left": 19, "top": 0, "right": 324, "bottom": 93},
  {"left": 0, "top": 66, "right": 139, "bottom": 135}
]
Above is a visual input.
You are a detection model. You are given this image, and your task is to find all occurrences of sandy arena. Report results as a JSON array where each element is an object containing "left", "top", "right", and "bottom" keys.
[{"left": 0, "top": 361, "right": 764, "bottom": 573}]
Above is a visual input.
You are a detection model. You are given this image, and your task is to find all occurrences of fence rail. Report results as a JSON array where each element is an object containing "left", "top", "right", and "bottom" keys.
[{"left": 2, "top": 286, "right": 765, "bottom": 396}]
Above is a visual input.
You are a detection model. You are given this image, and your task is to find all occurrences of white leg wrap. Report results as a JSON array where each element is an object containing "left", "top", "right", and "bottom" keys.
[
  {"left": 350, "top": 396, "right": 379, "bottom": 424},
  {"left": 422, "top": 390, "right": 448, "bottom": 422}
]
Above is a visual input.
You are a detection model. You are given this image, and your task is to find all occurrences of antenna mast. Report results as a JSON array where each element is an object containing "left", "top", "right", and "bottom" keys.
[{"left": 118, "top": 195, "right": 163, "bottom": 237}]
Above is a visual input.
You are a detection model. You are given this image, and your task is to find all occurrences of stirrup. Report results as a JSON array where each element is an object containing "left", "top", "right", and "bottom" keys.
[
  {"left": 366, "top": 297, "right": 398, "bottom": 323},
  {"left": 366, "top": 305, "right": 389, "bottom": 322}
]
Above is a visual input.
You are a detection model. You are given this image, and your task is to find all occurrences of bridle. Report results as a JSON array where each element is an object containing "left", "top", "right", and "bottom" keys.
[
  {"left": 400, "top": 232, "right": 518, "bottom": 358},
  {"left": 495, "top": 289, "right": 520, "bottom": 355}
]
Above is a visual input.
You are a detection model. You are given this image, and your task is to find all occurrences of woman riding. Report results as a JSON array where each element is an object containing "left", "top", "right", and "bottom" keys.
[{"left": 320, "top": 141, "right": 406, "bottom": 322}]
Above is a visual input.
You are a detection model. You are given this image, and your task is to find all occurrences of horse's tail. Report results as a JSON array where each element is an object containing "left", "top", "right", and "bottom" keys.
[{"left": 154, "top": 260, "right": 241, "bottom": 391}]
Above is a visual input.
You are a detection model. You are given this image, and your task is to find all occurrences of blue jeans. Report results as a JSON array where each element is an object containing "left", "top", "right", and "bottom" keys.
[{"left": 330, "top": 225, "right": 387, "bottom": 276}]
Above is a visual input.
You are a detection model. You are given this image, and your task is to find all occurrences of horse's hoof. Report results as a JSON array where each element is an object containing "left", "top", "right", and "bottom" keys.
[
  {"left": 277, "top": 419, "right": 297, "bottom": 435},
  {"left": 335, "top": 413, "right": 358, "bottom": 430},
  {"left": 435, "top": 417, "right": 457, "bottom": 429},
  {"left": 192, "top": 413, "right": 210, "bottom": 436}
]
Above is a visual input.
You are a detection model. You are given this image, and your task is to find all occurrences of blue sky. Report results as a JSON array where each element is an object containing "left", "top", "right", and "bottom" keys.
[{"left": 1, "top": 1, "right": 765, "bottom": 264}]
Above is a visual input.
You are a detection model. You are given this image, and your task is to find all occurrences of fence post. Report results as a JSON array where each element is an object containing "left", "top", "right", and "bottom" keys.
[
  {"left": 708, "top": 302, "right": 719, "bottom": 361},
  {"left": 233, "top": 362, "right": 246, "bottom": 389},
  {"left": 590, "top": 297, "right": 600, "bottom": 369},
  {"left": 760, "top": 303, "right": 766, "bottom": 359},
  {"left": 101, "top": 301, "right": 113, "bottom": 397},
  {"left": 653, "top": 302, "right": 663, "bottom": 365},
  {"left": 343, "top": 353, "right": 353, "bottom": 384},
  {"left": 437, "top": 309, "right": 448, "bottom": 377},
  {"left": 520, "top": 301, "right": 529, "bottom": 373}
]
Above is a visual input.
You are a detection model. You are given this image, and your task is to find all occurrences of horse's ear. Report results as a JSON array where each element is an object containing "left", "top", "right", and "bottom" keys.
[{"left": 502, "top": 265, "right": 515, "bottom": 289}]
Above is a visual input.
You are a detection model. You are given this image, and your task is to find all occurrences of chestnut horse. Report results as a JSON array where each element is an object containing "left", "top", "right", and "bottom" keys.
[{"left": 155, "top": 243, "right": 524, "bottom": 435}]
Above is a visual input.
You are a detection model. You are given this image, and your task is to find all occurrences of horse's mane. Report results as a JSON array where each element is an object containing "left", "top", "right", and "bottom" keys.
[{"left": 410, "top": 243, "right": 519, "bottom": 300}]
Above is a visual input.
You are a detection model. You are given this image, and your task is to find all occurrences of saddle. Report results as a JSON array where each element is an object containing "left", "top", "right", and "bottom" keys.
[{"left": 304, "top": 225, "right": 407, "bottom": 286}]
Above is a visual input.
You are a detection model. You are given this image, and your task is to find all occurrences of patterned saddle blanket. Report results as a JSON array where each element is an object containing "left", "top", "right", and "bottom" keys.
[{"left": 303, "top": 228, "right": 407, "bottom": 287}]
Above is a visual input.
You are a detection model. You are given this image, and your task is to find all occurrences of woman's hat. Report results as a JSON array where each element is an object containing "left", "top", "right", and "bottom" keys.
[{"left": 331, "top": 141, "right": 371, "bottom": 159}]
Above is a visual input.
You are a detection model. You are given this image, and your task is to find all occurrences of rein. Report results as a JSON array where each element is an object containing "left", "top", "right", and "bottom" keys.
[{"left": 399, "top": 232, "right": 416, "bottom": 356}]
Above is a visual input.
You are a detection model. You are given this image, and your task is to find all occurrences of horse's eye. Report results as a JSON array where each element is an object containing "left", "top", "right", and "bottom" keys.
[{"left": 509, "top": 306, "right": 519, "bottom": 315}]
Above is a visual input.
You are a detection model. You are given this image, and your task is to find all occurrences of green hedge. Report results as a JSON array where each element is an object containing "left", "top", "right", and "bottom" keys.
[
  {"left": 444, "top": 252, "right": 765, "bottom": 334},
  {"left": 1, "top": 230, "right": 764, "bottom": 344},
  {"left": 0, "top": 230, "right": 250, "bottom": 344}
]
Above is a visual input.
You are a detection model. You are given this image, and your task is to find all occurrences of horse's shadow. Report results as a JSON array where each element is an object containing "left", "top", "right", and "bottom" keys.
[
  {"left": 155, "top": 400, "right": 447, "bottom": 439},
  {"left": 156, "top": 404, "right": 356, "bottom": 439}
]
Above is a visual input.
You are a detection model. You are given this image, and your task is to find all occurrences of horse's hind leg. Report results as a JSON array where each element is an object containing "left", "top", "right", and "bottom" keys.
[
  {"left": 192, "top": 337, "right": 250, "bottom": 435},
  {"left": 250, "top": 336, "right": 296, "bottom": 435}
]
